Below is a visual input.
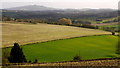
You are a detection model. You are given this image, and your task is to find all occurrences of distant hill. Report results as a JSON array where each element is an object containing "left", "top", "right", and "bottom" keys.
[
  {"left": 4, "top": 5, "right": 117, "bottom": 12},
  {"left": 2, "top": 5, "right": 118, "bottom": 23},
  {"left": 5, "top": 5, "right": 56, "bottom": 11}
]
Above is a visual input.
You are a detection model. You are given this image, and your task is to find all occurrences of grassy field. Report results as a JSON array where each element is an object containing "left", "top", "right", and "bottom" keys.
[
  {"left": 2, "top": 22, "right": 111, "bottom": 47},
  {"left": 4, "top": 35, "right": 118, "bottom": 62},
  {"left": 100, "top": 25, "right": 120, "bottom": 28},
  {"left": 99, "top": 24, "right": 119, "bottom": 32}
]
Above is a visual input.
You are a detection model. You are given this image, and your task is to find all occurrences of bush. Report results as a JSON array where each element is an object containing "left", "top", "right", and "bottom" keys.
[
  {"left": 73, "top": 55, "right": 81, "bottom": 61},
  {"left": 28, "top": 60, "right": 31, "bottom": 63},
  {"left": 33, "top": 59, "right": 38, "bottom": 63},
  {"left": 112, "top": 32, "right": 115, "bottom": 35}
]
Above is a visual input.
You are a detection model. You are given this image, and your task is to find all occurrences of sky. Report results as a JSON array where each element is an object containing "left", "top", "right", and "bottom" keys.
[{"left": 1, "top": 0, "right": 119, "bottom": 9}]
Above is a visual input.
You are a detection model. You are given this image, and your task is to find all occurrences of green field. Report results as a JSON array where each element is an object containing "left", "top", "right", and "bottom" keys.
[
  {"left": 4, "top": 35, "right": 118, "bottom": 62},
  {"left": 100, "top": 25, "right": 120, "bottom": 28},
  {"left": 99, "top": 25, "right": 119, "bottom": 32}
]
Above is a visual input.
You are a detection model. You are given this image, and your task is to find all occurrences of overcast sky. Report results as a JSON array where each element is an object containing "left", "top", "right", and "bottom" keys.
[{"left": 1, "top": 0, "right": 119, "bottom": 9}]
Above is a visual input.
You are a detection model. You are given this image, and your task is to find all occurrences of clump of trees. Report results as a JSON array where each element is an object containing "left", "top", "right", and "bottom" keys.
[
  {"left": 58, "top": 18, "right": 72, "bottom": 25},
  {"left": 81, "top": 24, "right": 98, "bottom": 29},
  {"left": 8, "top": 43, "right": 27, "bottom": 63},
  {"left": 72, "top": 20, "right": 91, "bottom": 25},
  {"left": 2, "top": 16, "right": 16, "bottom": 21},
  {"left": 16, "top": 19, "right": 43, "bottom": 24}
]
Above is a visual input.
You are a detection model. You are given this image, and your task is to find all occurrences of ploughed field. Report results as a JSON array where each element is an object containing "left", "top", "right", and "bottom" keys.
[
  {"left": 2, "top": 59, "right": 119, "bottom": 68},
  {"left": 4, "top": 35, "right": 118, "bottom": 62},
  {"left": 2, "top": 22, "right": 111, "bottom": 47}
]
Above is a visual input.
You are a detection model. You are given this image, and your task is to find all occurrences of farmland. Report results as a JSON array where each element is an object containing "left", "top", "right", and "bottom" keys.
[
  {"left": 1, "top": 4, "right": 119, "bottom": 68},
  {"left": 2, "top": 22, "right": 111, "bottom": 47},
  {"left": 98, "top": 24, "right": 119, "bottom": 32},
  {"left": 4, "top": 35, "right": 118, "bottom": 62}
]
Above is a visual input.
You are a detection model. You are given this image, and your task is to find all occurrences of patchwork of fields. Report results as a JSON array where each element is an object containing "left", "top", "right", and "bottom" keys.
[
  {"left": 4, "top": 35, "right": 118, "bottom": 62},
  {"left": 2, "top": 23, "right": 111, "bottom": 47}
]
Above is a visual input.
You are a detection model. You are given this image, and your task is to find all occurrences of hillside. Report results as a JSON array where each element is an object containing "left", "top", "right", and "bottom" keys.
[
  {"left": 3, "top": 35, "right": 118, "bottom": 63},
  {"left": 2, "top": 22, "right": 111, "bottom": 47}
]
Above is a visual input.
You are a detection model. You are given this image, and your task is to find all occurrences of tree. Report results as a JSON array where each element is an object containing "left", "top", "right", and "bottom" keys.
[
  {"left": 58, "top": 18, "right": 72, "bottom": 25},
  {"left": 111, "top": 28, "right": 115, "bottom": 35},
  {"left": 8, "top": 43, "right": 27, "bottom": 63},
  {"left": 112, "top": 32, "right": 115, "bottom": 35}
]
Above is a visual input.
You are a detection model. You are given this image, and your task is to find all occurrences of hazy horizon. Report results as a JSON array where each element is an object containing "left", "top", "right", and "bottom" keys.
[
  {"left": 1, "top": 0, "right": 118, "bottom": 9},
  {"left": 1, "top": 4, "right": 118, "bottom": 10}
]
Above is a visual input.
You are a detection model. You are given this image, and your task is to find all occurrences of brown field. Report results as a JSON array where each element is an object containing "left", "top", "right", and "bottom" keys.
[
  {"left": 2, "top": 22, "right": 111, "bottom": 47},
  {"left": 21, "top": 59, "right": 119, "bottom": 66}
]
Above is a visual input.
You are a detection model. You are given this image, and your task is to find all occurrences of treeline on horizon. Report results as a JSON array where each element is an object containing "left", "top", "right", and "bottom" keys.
[
  {"left": 1, "top": 9, "right": 119, "bottom": 32},
  {"left": 2, "top": 9, "right": 118, "bottom": 22}
]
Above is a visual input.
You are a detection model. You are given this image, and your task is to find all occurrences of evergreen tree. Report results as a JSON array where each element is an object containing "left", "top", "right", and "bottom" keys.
[{"left": 8, "top": 43, "right": 27, "bottom": 63}]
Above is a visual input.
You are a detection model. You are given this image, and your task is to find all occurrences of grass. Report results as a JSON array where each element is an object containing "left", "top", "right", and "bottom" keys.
[
  {"left": 4, "top": 35, "right": 118, "bottom": 62},
  {"left": 99, "top": 25, "right": 119, "bottom": 32},
  {"left": 2, "top": 22, "right": 110, "bottom": 47},
  {"left": 100, "top": 25, "right": 120, "bottom": 28}
]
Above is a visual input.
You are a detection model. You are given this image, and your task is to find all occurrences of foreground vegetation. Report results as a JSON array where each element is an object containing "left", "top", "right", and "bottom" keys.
[
  {"left": 3, "top": 35, "right": 118, "bottom": 63},
  {"left": 2, "top": 22, "right": 110, "bottom": 47}
]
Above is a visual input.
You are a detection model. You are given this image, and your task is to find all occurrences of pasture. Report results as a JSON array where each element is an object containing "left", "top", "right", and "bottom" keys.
[
  {"left": 4, "top": 35, "right": 118, "bottom": 62},
  {"left": 2, "top": 22, "right": 111, "bottom": 47}
]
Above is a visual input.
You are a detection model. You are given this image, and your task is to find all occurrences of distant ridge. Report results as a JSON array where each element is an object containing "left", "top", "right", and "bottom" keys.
[
  {"left": 4, "top": 5, "right": 117, "bottom": 11},
  {"left": 5, "top": 5, "right": 56, "bottom": 11}
]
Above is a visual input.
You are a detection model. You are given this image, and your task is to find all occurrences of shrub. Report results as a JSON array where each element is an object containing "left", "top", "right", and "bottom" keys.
[
  {"left": 73, "top": 55, "right": 81, "bottom": 61},
  {"left": 33, "top": 59, "right": 38, "bottom": 63},
  {"left": 28, "top": 60, "right": 31, "bottom": 63},
  {"left": 112, "top": 32, "right": 115, "bottom": 35}
]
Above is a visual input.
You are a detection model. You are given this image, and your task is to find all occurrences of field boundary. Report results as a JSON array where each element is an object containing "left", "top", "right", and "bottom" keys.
[{"left": 2, "top": 58, "right": 120, "bottom": 67}]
